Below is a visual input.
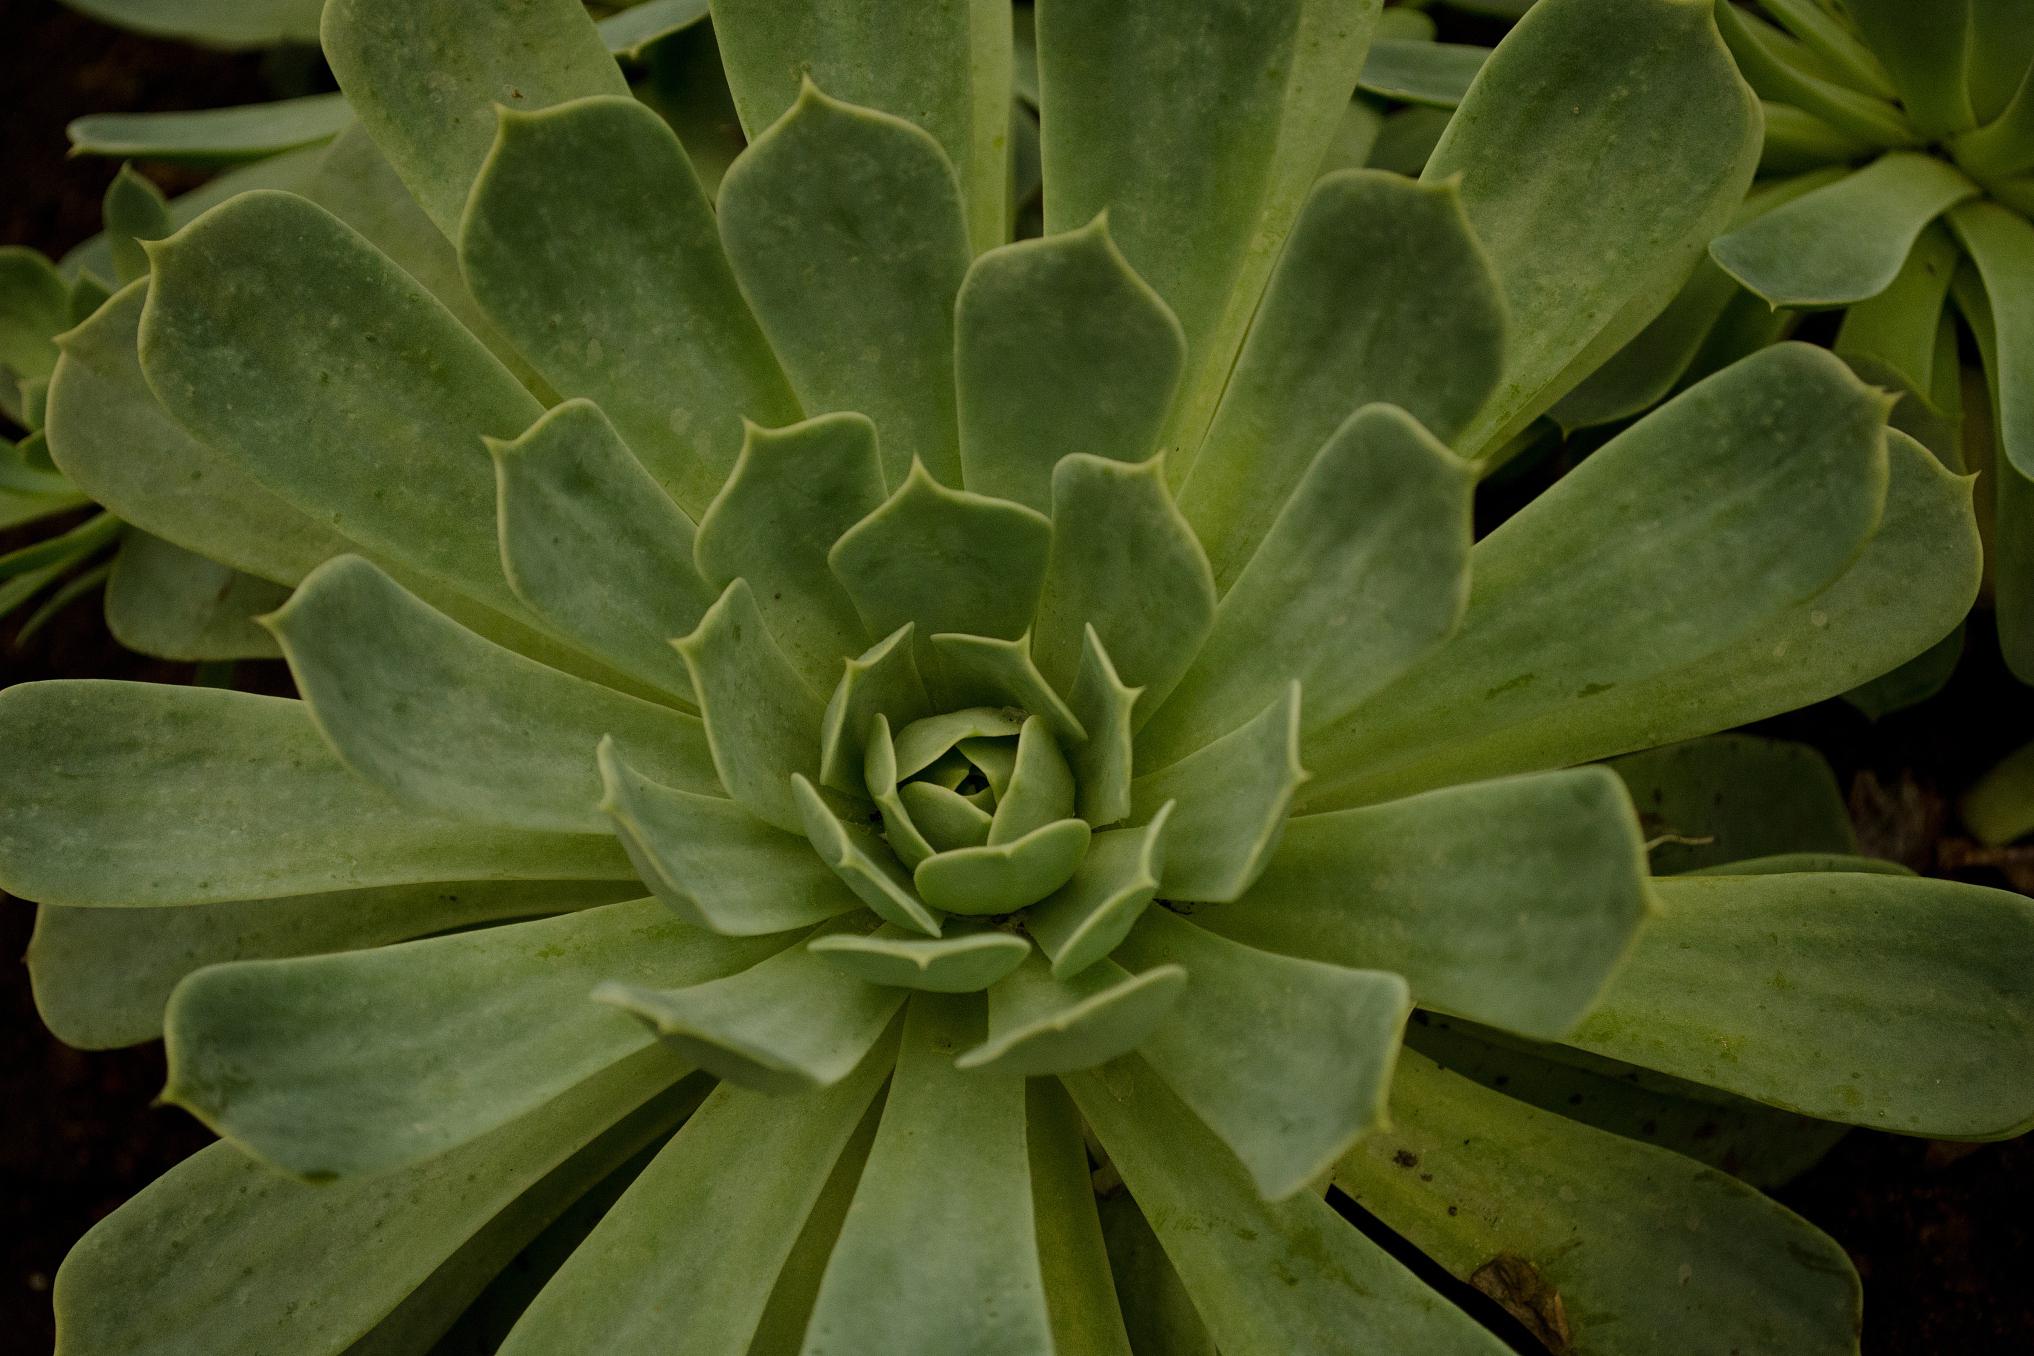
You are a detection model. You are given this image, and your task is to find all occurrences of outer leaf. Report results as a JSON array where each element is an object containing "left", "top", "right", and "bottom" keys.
[
  {"left": 1096, "top": 1192, "right": 1217, "bottom": 1356},
  {"left": 0, "top": 681, "right": 631, "bottom": 907},
  {"left": 695, "top": 413, "right": 884, "bottom": 687},
  {"left": 828, "top": 461, "right": 1052, "bottom": 700},
  {"left": 1356, "top": 39, "right": 1489, "bottom": 107},
  {"left": 712, "top": 0, "right": 1011, "bottom": 253},
  {"left": 61, "top": 0, "right": 325, "bottom": 46},
  {"left": 598, "top": 739, "right": 863, "bottom": 935},
  {"left": 270, "top": 557, "right": 717, "bottom": 832},
  {"left": 1119, "top": 907, "right": 1411, "bottom": 1200},
  {"left": 675, "top": 579, "right": 829, "bottom": 833},
  {"left": 1026, "top": 1079, "right": 1135, "bottom": 1356},
  {"left": 1709, "top": 154, "right": 1980, "bottom": 309},
  {"left": 1605, "top": 734, "right": 1856, "bottom": 874},
  {"left": 463, "top": 95, "right": 797, "bottom": 514},
  {"left": 51, "top": 1051, "right": 696, "bottom": 1356},
  {"left": 1844, "top": 0, "right": 1975, "bottom": 137},
  {"left": 1065, "top": 1055, "right": 1511, "bottom": 1356},
  {"left": 163, "top": 899, "right": 778, "bottom": 1179},
  {"left": 140, "top": 191, "right": 543, "bottom": 620},
  {"left": 1206, "top": 768, "right": 1648, "bottom": 1040},
  {"left": 491, "top": 400, "right": 717, "bottom": 701},
  {"left": 801, "top": 993, "right": 1053, "bottom": 1356},
  {"left": 1127, "top": 683, "right": 1305, "bottom": 902},
  {"left": 1426, "top": 0, "right": 1760, "bottom": 455},
  {"left": 743, "top": 1094, "right": 880, "bottom": 1356},
  {"left": 30, "top": 880, "right": 635, "bottom": 1051},
  {"left": 718, "top": 85, "right": 971, "bottom": 487},
  {"left": 497, "top": 1035, "right": 895, "bottom": 1356},
  {"left": 1964, "top": 738, "right": 2034, "bottom": 845},
  {"left": 1304, "top": 345, "right": 1893, "bottom": 809},
  {"left": 1948, "top": 200, "right": 2034, "bottom": 478},
  {"left": 1032, "top": 452, "right": 1214, "bottom": 710},
  {"left": 954, "top": 217, "right": 1186, "bottom": 510},
  {"left": 1036, "top": 0, "right": 1383, "bottom": 460},
  {"left": 598, "top": 923, "right": 904, "bottom": 1095},
  {"left": 67, "top": 94, "right": 354, "bottom": 166},
  {"left": 1571, "top": 873, "right": 2034, "bottom": 1137},
  {"left": 958, "top": 953, "right": 1186, "bottom": 1075},
  {"left": 104, "top": 532, "right": 288, "bottom": 662},
  {"left": 1176, "top": 171, "right": 1500, "bottom": 581},
  {"left": 323, "top": 0, "right": 627, "bottom": 236},
  {"left": 1143, "top": 404, "right": 1472, "bottom": 767},
  {"left": 1334, "top": 1050, "right": 1861, "bottom": 1356}
]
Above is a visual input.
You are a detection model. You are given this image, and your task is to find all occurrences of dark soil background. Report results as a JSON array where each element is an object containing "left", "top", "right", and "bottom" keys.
[{"left": 2, "top": 4, "right": 2032, "bottom": 1353}]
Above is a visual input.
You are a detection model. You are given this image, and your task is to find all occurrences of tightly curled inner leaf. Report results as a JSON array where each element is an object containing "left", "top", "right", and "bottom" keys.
[{"left": 6, "top": 0, "right": 2031, "bottom": 1353}]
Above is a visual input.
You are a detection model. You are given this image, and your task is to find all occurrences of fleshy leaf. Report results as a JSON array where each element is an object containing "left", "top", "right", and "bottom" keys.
[
  {"left": 914, "top": 819, "right": 1093, "bottom": 916},
  {"left": 695, "top": 413, "right": 884, "bottom": 687},
  {"left": 1843, "top": 0, "right": 1975, "bottom": 138},
  {"left": 496, "top": 1034, "right": 894, "bottom": 1356},
  {"left": 829, "top": 462, "right": 1053, "bottom": 700},
  {"left": 164, "top": 899, "right": 778, "bottom": 1180},
  {"left": 1068, "top": 626, "right": 1140, "bottom": 825},
  {"left": 68, "top": 94, "right": 354, "bottom": 166},
  {"left": 1202, "top": 768, "right": 1649, "bottom": 1042},
  {"left": 1032, "top": 453, "right": 1214, "bottom": 711},
  {"left": 866, "top": 715, "right": 939, "bottom": 871},
  {"left": 1127, "top": 682, "right": 1304, "bottom": 902},
  {"left": 711, "top": 0, "right": 1010, "bottom": 253},
  {"left": 0, "top": 681, "right": 631, "bottom": 907},
  {"left": 269, "top": 557, "right": 717, "bottom": 832},
  {"left": 1175, "top": 171, "right": 1500, "bottom": 581},
  {"left": 801, "top": 993, "right": 1053, "bottom": 1355},
  {"left": 462, "top": 94, "right": 799, "bottom": 514},
  {"left": 675, "top": 579, "right": 829, "bottom": 833},
  {"left": 1027, "top": 1079, "right": 1135, "bottom": 1356},
  {"left": 1606, "top": 734, "right": 1856, "bottom": 874},
  {"left": 598, "top": 739, "right": 863, "bottom": 936},
  {"left": 31, "top": 880, "right": 635, "bottom": 1051},
  {"left": 954, "top": 216, "right": 1185, "bottom": 509},
  {"left": 1026, "top": 805, "right": 1172, "bottom": 980},
  {"left": 1037, "top": 0, "right": 1383, "bottom": 459},
  {"left": 989, "top": 714, "right": 1078, "bottom": 844},
  {"left": 1357, "top": 39, "right": 1489, "bottom": 107},
  {"left": 897, "top": 781, "right": 994, "bottom": 852},
  {"left": 809, "top": 922, "right": 1032, "bottom": 993},
  {"left": 792, "top": 774, "right": 943, "bottom": 937},
  {"left": 957, "top": 953, "right": 1186, "bottom": 1075},
  {"left": 491, "top": 400, "right": 716, "bottom": 702},
  {"left": 1948, "top": 200, "right": 2034, "bottom": 477},
  {"left": 1119, "top": 907, "right": 1410, "bottom": 1200},
  {"left": 1334, "top": 1050, "right": 1861, "bottom": 1356},
  {"left": 1097, "top": 1192, "right": 1217, "bottom": 1356},
  {"left": 598, "top": 923, "right": 905, "bottom": 1095},
  {"left": 1304, "top": 345, "right": 1894, "bottom": 809},
  {"left": 819, "top": 625, "right": 931, "bottom": 793},
  {"left": 1425, "top": 0, "right": 1760, "bottom": 454},
  {"left": 140, "top": 191, "right": 542, "bottom": 620},
  {"left": 1570, "top": 872, "right": 2034, "bottom": 1137},
  {"left": 61, "top": 0, "right": 326, "bottom": 46},
  {"left": 323, "top": 0, "right": 627, "bottom": 236},
  {"left": 1143, "top": 404, "right": 1471, "bottom": 768},
  {"left": 52, "top": 1051, "right": 698, "bottom": 1356},
  {"left": 891, "top": 706, "right": 1027, "bottom": 778},
  {"left": 1065, "top": 1055, "right": 1512, "bottom": 1356},
  {"left": 1964, "top": 738, "right": 2034, "bottom": 845},
  {"left": 718, "top": 84, "right": 971, "bottom": 486},
  {"left": 104, "top": 533, "right": 288, "bottom": 662},
  {"left": 929, "top": 632, "right": 1084, "bottom": 743},
  {"left": 1709, "top": 153, "right": 1980, "bottom": 308}
]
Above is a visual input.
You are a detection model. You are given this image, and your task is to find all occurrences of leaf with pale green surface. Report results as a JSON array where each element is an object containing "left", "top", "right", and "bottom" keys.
[
  {"left": 104, "top": 531, "right": 287, "bottom": 662},
  {"left": 959, "top": 953, "right": 1185, "bottom": 1075},
  {"left": 0, "top": 681, "right": 632, "bottom": 908},
  {"left": 1027, "top": 1079, "right": 1135, "bottom": 1356},
  {"left": 1027, "top": 805, "right": 1171, "bottom": 980},
  {"left": 801, "top": 994, "right": 1053, "bottom": 1356},
  {"left": 819, "top": 625, "right": 930, "bottom": 793},
  {"left": 463, "top": 94, "right": 797, "bottom": 514},
  {"left": 915, "top": 818, "right": 1092, "bottom": 915},
  {"left": 1334, "top": 1050, "right": 1861, "bottom": 1356},
  {"left": 791, "top": 774, "right": 943, "bottom": 937},
  {"left": 1606, "top": 734, "right": 1856, "bottom": 874},
  {"left": 1429, "top": 0, "right": 1761, "bottom": 456},
  {"left": 1067, "top": 626, "right": 1139, "bottom": 825},
  {"left": 808, "top": 922, "right": 1029, "bottom": 993},
  {"left": 1119, "top": 907, "right": 1410, "bottom": 1201},
  {"left": 1176, "top": 171, "right": 1499, "bottom": 585},
  {"left": 270, "top": 557, "right": 717, "bottom": 832},
  {"left": 164, "top": 899, "right": 778, "bottom": 1180},
  {"left": 718, "top": 85, "right": 970, "bottom": 487},
  {"left": 954, "top": 217, "right": 1185, "bottom": 510},
  {"left": 1571, "top": 872, "right": 2034, "bottom": 1137},
  {"left": 1205, "top": 767, "right": 1647, "bottom": 1041},
  {"left": 1066, "top": 1054, "right": 1513, "bottom": 1356},
  {"left": 68, "top": 94, "right": 354, "bottom": 166}
]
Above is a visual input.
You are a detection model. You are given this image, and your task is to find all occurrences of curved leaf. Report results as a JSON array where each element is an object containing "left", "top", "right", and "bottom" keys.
[
  {"left": 1027, "top": 806, "right": 1172, "bottom": 980},
  {"left": 68, "top": 94, "right": 353, "bottom": 166},
  {"left": 809, "top": 922, "right": 1031, "bottom": 993},
  {"left": 1605, "top": 734, "right": 1856, "bottom": 874},
  {"left": 958, "top": 953, "right": 1186, "bottom": 1076}
]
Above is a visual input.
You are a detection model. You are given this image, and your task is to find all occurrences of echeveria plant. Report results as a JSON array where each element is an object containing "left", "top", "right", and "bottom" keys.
[{"left": 9, "top": 0, "right": 2034, "bottom": 1352}]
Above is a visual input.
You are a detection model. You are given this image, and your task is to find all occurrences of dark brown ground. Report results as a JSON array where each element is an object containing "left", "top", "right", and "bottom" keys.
[{"left": 3, "top": 5, "right": 2032, "bottom": 1354}]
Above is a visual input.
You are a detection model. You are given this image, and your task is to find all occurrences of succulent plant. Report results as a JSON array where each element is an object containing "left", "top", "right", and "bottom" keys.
[{"left": 9, "top": 0, "right": 2034, "bottom": 1352}]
